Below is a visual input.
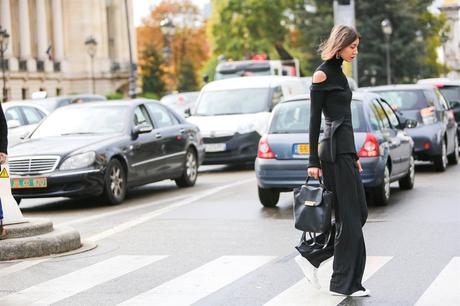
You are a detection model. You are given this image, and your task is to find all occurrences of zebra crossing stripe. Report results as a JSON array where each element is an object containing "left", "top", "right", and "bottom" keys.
[
  {"left": 118, "top": 255, "right": 275, "bottom": 306},
  {"left": 264, "top": 256, "right": 392, "bottom": 306},
  {"left": 415, "top": 257, "right": 460, "bottom": 306},
  {"left": 0, "top": 255, "right": 166, "bottom": 306},
  {"left": 0, "top": 259, "right": 48, "bottom": 278}
]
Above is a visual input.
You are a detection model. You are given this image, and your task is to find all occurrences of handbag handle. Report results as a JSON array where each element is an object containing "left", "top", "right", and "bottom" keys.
[{"left": 305, "top": 176, "right": 323, "bottom": 185}]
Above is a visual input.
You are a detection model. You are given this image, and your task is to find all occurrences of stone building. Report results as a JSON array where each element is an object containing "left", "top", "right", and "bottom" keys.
[
  {"left": 440, "top": 0, "right": 460, "bottom": 79},
  {"left": 0, "top": 0, "right": 137, "bottom": 101}
]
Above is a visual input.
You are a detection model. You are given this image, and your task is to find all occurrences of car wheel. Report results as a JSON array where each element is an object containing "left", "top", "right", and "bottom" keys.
[
  {"left": 399, "top": 155, "right": 415, "bottom": 190},
  {"left": 14, "top": 196, "right": 22, "bottom": 205},
  {"left": 433, "top": 139, "right": 448, "bottom": 172},
  {"left": 258, "top": 186, "right": 280, "bottom": 207},
  {"left": 102, "top": 159, "right": 126, "bottom": 205},
  {"left": 447, "top": 136, "right": 459, "bottom": 165},
  {"left": 175, "top": 149, "right": 198, "bottom": 188},
  {"left": 372, "top": 164, "right": 390, "bottom": 206}
]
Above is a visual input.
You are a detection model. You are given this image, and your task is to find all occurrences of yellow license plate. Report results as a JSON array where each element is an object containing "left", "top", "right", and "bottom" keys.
[
  {"left": 11, "top": 178, "right": 48, "bottom": 189},
  {"left": 295, "top": 144, "right": 310, "bottom": 155}
]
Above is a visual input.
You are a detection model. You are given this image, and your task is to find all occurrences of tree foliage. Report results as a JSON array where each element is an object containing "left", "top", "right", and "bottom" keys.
[
  {"left": 137, "top": 0, "right": 210, "bottom": 94},
  {"left": 141, "top": 46, "right": 167, "bottom": 98}
]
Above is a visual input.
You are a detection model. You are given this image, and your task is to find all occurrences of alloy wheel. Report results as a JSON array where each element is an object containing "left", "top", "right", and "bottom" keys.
[
  {"left": 186, "top": 151, "right": 197, "bottom": 182},
  {"left": 384, "top": 166, "right": 390, "bottom": 201},
  {"left": 110, "top": 165, "right": 124, "bottom": 199},
  {"left": 409, "top": 156, "right": 415, "bottom": 184},
  {"left": 442, "top": 141, "right": 448, "bottom": 169}
]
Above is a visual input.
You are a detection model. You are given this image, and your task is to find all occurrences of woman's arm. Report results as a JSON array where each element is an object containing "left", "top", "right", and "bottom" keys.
[
  {"left": 0, "top": 103, "right": 8, "bottom": 155},
  {"left": 308, "top": 71, "right": 327, "bottom": 169}
]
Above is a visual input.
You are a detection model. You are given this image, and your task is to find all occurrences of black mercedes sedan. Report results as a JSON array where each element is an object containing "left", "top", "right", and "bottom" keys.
[{"left": 8, "top": 99, "right": 205, "bottom": 205}]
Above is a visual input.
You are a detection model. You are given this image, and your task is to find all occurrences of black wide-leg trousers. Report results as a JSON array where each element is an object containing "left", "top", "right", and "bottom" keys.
[{"left": 296, "top": 153, "right": 368, "bottom": 295}]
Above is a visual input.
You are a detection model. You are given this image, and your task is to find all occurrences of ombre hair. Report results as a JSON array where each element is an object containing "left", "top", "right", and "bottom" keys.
[{"left": 319, "top": 25, "right": 361, "bottom": 61}]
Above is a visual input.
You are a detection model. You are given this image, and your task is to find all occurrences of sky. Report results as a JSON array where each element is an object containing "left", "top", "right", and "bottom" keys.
[{"left": 132, "top": 0, "right": 211, "bottom": 26}]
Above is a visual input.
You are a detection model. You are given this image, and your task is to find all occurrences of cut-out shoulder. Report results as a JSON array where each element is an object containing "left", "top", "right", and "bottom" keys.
[{"left": 312, "top": 71, "right": 327, "bottom": 83}]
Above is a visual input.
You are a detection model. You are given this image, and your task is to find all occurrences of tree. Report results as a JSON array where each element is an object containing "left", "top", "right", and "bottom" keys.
[
  {"left": 138, "top": 0, "right": 210, "bottom": 92},
  {"left": 141, "top": 45, "right": 167, "bottom": 98},
  {"left": 177, "top": 59, "right": 199, "bottom": 91}
]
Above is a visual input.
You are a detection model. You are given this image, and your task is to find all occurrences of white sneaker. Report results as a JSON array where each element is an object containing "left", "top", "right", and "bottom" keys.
[
  {"left": 330, "top": 289, "right": 371, "bottom": 297},
  {"left": 294, "top": 255, "right": 320, "bottom": 289}
]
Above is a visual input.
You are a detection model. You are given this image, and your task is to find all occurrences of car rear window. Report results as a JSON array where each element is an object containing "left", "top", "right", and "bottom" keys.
[
  {"left": 374, "top": 90, "right": 430, "bottom": 110},
  {"left": 269, "top": 100, "right": 366, "bottom": 133},
  {"left": 438, "top": 86, "right": 460, "bottom": 104}
]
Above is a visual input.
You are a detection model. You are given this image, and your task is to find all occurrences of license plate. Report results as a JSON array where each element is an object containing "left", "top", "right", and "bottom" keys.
[
  {"left": 205, "top": 143, "right": 227, "bottom": 152},
  {"left": 11, "top": 178, "right": 48, "bottom": 189},
  {"left": 293, "top": 143, "right": 310, "bottom": 155}
]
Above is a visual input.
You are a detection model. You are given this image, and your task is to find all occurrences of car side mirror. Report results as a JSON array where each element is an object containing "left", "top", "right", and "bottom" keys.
[
  {"left": 132, "top": 123, "right": 153, "bottom": 138},
  {"left": 7, "top": 119, "right": 21, "bottom": 129},
  {"left": 184, "top": 108, "right": 191, "bottom": 118},
  {"left": 202, "top": 74, "right": 209, "bottom": 83},
  {"left": 449, "top": 100, "right": 460, "bottom": 109}
]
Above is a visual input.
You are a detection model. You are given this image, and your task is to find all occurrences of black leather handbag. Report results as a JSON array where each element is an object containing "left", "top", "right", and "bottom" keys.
[{"left": 293, "top": 176, "right": 333, "bottom": 233}]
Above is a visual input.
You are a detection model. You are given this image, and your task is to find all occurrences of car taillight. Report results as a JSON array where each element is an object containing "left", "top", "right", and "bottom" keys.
[
  {"left": 420, "top": 106, "right": 437, "bottom": 124},
  {"left": 258, "top": 135, "right": 276, "bottom": 159},
  {"left": 358, "top": 133, "right": 380, "bottom": 157}
]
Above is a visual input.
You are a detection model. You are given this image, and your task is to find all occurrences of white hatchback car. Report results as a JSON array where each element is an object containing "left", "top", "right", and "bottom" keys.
[{"left": 3, "top": 101, "right": 49, "bottom": 147}]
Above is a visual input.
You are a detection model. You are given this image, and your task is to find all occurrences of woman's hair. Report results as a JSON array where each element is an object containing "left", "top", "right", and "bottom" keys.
[{"left": 319, "top": 25, "right": 361, "bottom": 60}]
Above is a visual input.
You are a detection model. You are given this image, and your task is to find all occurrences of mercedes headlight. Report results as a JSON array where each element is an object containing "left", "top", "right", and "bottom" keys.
[{"left": 60, "top": 151, "right": 96, "bottom": 170}]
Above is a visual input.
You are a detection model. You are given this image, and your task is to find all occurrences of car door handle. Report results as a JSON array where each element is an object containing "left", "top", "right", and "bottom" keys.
[{"left": 155, "top": 132, "right": 162, "bottom": 139}]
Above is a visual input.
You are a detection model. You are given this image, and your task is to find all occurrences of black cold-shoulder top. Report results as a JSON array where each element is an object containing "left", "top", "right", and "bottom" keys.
[{"left": 308, "top": 56, "right": 357, "bottom": 168}]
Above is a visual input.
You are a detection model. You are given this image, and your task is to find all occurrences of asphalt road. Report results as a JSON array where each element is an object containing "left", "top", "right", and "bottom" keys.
[{"left": 0, "top": 162, "right": 458, "bottom": 306}]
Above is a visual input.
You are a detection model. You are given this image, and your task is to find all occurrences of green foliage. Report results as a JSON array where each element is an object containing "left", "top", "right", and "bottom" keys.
[
  {"left": 106, "top": 92, "right": 124, "bottom": 100},
  {"left": 177, "top": 60, "right": 199, "bottom": 92},
  {"left": 209, "top": 0, "right": 290, "bottom": 60},
  {"left": 139, "top": 92, "right": 161, "bottom": 100},
  {"left": 141, "top": 45, "right": 167, "bottom": 97}
]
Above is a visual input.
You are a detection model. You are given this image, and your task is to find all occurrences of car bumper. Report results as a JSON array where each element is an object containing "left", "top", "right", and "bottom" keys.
[
  {"left": 255, "top": 155, "right": 384, "bottom": 190},
  {"left": 202, "top": 131, "right": 260, "bottom": 165},
  {"left": 11, "top": 168, "right": 105, "bottom": 199},
  {"left": 406, "top": 123, "right": 443, "bottom": 160}
]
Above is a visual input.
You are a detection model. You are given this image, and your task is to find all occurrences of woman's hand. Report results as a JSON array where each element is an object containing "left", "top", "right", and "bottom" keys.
[
  {"left": 0, "top": 153, "right": 7, "bottom": 164},
  {"left": 308, "top": 167, "right": 322, "bottom": 179},
  {"left": 356, "top": 160, "right": 363, "bottom": 173}
]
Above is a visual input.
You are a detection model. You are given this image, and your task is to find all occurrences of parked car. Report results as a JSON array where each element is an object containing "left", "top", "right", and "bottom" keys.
[
  {"left": 160, "top": 91, "right": 200, "bottom": 118},
  {"left": 361, "top": 84, "right": 458, "bottom": 171},
  {"left": 28, "top": 94, "right": 107, "bottom": 113},
  {"left": 187, "top": 76, "right": 308, "bottom": 165},
  {"left": 417, "top": 78, "right": 460, "bottom": 142},
  {"left": 3, "top": 101, "right": 49, "bottom": 147},
  {"left": 255, "top": 92, "right": 417, "bottom": 207},
  {"left": 302, "top": 76, "right": 358, "bottom": 91},
  {"left": 8, "top": 99, "right": 205, "bottom": 205}
]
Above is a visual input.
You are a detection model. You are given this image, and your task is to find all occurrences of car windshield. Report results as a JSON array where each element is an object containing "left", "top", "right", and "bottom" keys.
[
  {"left": 161, "top": 93, "right": 199, "bottom": 107},
  {"left": 31, "top": 106, "right": 128, "bottom": 138},
  {"left": 438, "top": 86, "right": 460, "bottom": 104},
  {"left": 194, "top": 88, "right": 270, "bottom": 115},
  {"left": 374, "top": 90, "right": 429, "bottom": 110},
  {"left": 269, "top": 100, "right": 366, "bottom": 133}
]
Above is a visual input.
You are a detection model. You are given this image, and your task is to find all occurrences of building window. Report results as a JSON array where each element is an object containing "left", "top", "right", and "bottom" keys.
[
  {"left": 53, "top": 62, "right": 61, "bottom": 72},
  {"left": 56, "top": 88, "right": 62, "bottom": 96},
  {"left": 37, "top": 60, "right": 45, "bottom": 72},
  {"left": 19, "top": 60, "right": 27, "bottom": 71},
  {"left": 0, "top": 59, "right": 9, "bottom": 71},
  {"left": 21, "top": 88, "right": 28, "bottom": 100}
]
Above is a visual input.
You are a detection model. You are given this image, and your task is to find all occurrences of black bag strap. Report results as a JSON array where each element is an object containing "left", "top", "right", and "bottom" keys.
[
  {"left": 299, "top": 229, "right": 332, "bottom": 250},
  {"left": 306, "top": 176, "right": 324, "bottom": 186}
]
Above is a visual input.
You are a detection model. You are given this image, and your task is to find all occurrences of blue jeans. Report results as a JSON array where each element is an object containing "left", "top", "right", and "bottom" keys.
[{"left": 0, "top": 197, "right": 3, "bottom": 220}]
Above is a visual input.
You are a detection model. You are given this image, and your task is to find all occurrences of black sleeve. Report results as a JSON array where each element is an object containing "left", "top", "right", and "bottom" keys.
[
  {"left": 0, "top": 104, "right": 7, "bottom": 154},
  {"left": 308, "top": 88, "right": 325, "bottom": 169}
]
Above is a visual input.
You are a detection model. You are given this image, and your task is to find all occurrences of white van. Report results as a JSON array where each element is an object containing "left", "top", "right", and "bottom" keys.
[{"left": 187, "top": 76, "right": 308, "bottom": 164}]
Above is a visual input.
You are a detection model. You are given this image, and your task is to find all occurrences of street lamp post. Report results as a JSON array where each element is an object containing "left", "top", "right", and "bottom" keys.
[
  {"left": 160, "top": 17, "right": 175, "bottom": 93},
  {"left": 84, "top": 36, "right": 98, "bottom": 94},
  {"left": 381, "top": 18, "right": 392, "bottom": 85},
  {"left": 0, "top": 27, "right": 10, "bottom": 103},
  {"left": 124, "top": 0, "right": 136, "bottom": 98},
  {"left": 441, "top": 32, "right": 448, "bottom": 76}
]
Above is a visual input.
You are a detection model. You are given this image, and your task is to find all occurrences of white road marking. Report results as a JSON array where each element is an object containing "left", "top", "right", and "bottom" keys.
[
  {"left": 86, "top": 177, "right": 255, "bottom": 242},
  {"left": 57, "top": 193, "right": 189, "bottom": 227},
  {"left": 415, "top": 257, "right": 460, "bottom": 306},
  {"left": 0, "top": 259, "right": 48, "bottom": 278},
  {"left": 0, "top": 255, "right": 166, "bottom": 306},
  {"left": 264, "top": 256, "right": 392, "bottom": 306},
  {"left": 118, "top": 255, "right": 275, "bottom": 306}
]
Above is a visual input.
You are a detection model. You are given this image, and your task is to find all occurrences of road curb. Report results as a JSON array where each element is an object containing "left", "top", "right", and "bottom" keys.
[{"left": 0, "top": 218, "right": 82, "bottom": 261}]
